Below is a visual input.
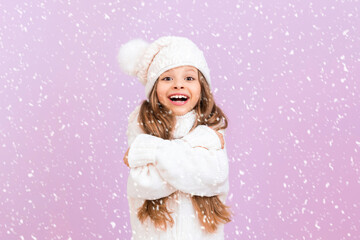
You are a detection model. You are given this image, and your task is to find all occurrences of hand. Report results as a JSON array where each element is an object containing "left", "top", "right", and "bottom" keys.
[
  {"left": 211, "top": 128, "right": 224, "bottom": 149},
  {"left": 123, "top": 148, "right": 130, "bottom": 167}
]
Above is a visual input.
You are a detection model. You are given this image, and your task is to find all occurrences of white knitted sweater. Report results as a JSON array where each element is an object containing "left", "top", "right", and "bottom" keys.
[{"left": 126, "top": 106, "right": 230, "bottom": 240}]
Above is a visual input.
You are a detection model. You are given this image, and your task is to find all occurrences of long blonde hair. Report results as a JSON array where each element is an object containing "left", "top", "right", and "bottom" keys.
[{"left": 136, "top": 71, "right": 232, "bottom": 233}]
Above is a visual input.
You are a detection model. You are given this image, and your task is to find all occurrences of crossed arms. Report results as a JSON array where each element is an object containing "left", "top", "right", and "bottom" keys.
[{"left": 124, "top": 110, "right": 229, "bottom": 201}]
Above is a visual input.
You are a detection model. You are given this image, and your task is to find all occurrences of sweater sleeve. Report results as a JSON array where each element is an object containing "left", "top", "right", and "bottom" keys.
[
  {"left": 127, "top": 128, "right": 229, "bottom": 197},
  {"left": 126, "top": 105, "right": 143, "bottom": 147},
  {"left": 182, "top": 125, "right": 222, "bottom": 150},
  {"left": 127, "top": 164, "right": 177, "bottom": 200},
  {"left": 126, "top": 106, "right": 177, "bottom": 199},
  {"left": 128, "top": 125, "right": 222, "bottom": 167}
]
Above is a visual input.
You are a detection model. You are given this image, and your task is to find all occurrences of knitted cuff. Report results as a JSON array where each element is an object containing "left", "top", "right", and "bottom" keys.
[
  {"left": 128, "top": 134, "right": 164, "bottom": 168},
  {"left": 182, "top": 125, "right": 222, "bottom": 150}
]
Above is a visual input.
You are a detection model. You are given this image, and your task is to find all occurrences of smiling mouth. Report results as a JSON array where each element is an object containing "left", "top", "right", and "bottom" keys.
[{"left": 168, "top": 94, "right": 189, "bottom": 106}]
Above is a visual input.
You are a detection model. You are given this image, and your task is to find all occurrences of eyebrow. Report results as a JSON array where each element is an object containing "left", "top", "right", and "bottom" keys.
[
  {"left": 184, "top": 68, "right": 197, "bottom": 73},
  {"left": 162, "top": 68, "right": 197, "bottom": 75}
]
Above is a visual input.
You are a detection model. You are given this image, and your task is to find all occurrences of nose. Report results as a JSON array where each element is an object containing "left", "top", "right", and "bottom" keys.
[{"left": 173, "top": 78, "right": 184, "bottom": 89}]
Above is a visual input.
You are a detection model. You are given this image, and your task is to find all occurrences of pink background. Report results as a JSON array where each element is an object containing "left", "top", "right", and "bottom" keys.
[{"left": 1, "top": 0, "right": 359, "bottom": 239}]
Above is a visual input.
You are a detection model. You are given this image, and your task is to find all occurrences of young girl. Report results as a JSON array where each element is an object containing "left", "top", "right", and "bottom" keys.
[{"left": 118, "top": 36, "right": 232, "bottom": 239}]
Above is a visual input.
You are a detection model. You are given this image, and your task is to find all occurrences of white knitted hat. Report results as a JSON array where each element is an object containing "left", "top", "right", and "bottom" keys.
[{"left": 118, "top": 36, "right": 211, "bottom": 99}]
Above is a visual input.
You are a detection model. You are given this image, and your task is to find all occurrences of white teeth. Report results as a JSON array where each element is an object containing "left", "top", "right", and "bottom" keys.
[{"left": 170, "top": 95, "right": 188, "bottom": 99}]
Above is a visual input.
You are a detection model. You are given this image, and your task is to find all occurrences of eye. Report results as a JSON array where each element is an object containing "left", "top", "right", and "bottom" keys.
[
  {"left": 185, "top": 76, "right": 195, "bottom": 81},
  {"left": 161, "top": 77, "right": 172, "bottom": 81}
]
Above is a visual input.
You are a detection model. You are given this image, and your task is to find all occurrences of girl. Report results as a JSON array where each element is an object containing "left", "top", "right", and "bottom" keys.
[{"left": 118, "top": 36, "right": 232, "bottom": 239}]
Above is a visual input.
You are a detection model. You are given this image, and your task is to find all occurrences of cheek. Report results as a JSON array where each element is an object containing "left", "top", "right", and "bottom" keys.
[
  {"left": 156, "top": 85, "right": 167, "bottom": 104},
  {"left": 157, "top": 93, "right": 167, "bottom": 104},
  {"left": 192, "top": 92, "right": 201, "bottom": 102},
  {"left": 192, "top": 84, "right": 201, "bottom": 102}
]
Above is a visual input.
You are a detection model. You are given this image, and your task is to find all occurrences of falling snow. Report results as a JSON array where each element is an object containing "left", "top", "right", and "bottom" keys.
[{"left": 0, "top": 0, "right": 359, "bottom": 239}]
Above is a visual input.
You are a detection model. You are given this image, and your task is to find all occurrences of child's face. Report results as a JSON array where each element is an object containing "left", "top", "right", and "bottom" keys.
[{"left": 156, "top": 65, "right": 201, "bottom": 116}]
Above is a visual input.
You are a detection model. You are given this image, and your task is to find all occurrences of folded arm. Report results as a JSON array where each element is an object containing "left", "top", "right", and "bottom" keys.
[
  {"left": 127, "top": 164, "right": 177, "bottom": 200},
  {"left": 126, "top": 106, "right": 177, "bottom": 199},
  {"left": 128, "top": 126, "right": 229, "bottom": 197}
]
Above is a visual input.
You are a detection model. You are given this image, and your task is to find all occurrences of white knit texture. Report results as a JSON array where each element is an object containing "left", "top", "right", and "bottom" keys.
[{"left": 182, "top": 125, "right": 222, "bottom": 150}]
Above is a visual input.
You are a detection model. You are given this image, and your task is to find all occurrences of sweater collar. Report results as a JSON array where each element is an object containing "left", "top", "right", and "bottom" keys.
[
  {"left": 175, "top": 109, "right": 196, "bottom": 120},
  {"left": 173, "top": 110, "right": 196, "bottom": 139}
]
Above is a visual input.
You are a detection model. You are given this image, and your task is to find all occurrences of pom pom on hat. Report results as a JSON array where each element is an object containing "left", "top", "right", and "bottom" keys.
[{"left": 117, "top": 39, "right": 149, "bottom": 83}]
